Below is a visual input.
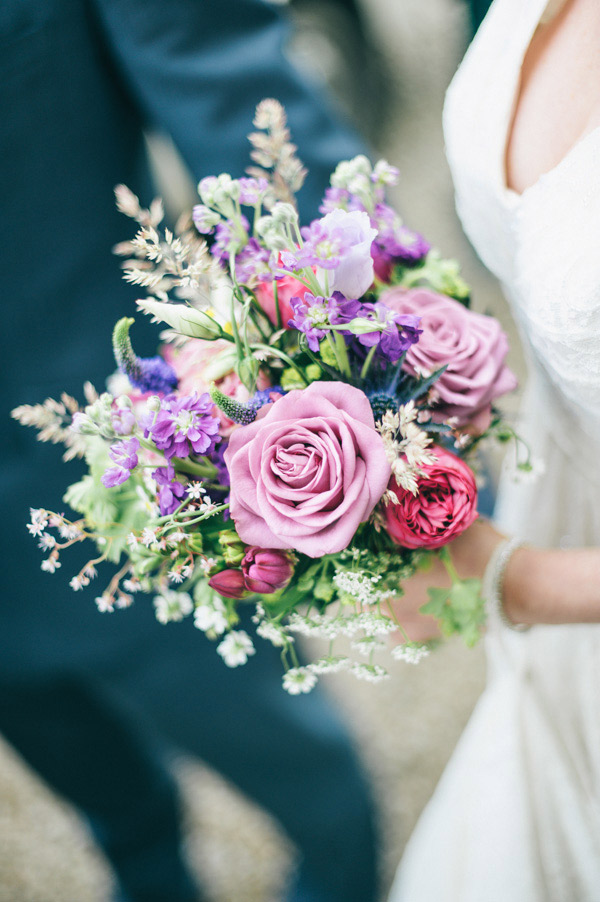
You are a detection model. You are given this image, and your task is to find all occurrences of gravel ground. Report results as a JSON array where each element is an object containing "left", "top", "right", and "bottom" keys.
[{"left": 0, "top": 1, "right": 525, "bottom": 900}]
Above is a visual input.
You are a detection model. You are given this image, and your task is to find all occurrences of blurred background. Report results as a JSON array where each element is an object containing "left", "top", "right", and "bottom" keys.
[{"left": 0, "top": 0, "right": 525, "bottom": 899}]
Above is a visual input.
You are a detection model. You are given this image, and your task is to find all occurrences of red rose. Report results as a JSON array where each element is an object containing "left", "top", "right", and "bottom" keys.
[{"left": 384, "top": 446, "right": 478, "bottom": 549}]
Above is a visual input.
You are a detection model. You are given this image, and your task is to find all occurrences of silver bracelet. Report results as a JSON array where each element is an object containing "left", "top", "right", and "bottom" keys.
[{"left": 482, "top": 537, "right": 531, "bottom": 632}]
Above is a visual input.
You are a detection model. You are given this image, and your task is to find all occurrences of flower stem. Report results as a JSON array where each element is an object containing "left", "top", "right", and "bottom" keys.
[{"left": 360, "top": 345, "right": 377, "bottom": 381}]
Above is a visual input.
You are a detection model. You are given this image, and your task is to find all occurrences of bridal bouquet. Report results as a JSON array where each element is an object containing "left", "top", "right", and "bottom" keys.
[{"left": 14, "top": 100, "right": 526, "bottom": 693}]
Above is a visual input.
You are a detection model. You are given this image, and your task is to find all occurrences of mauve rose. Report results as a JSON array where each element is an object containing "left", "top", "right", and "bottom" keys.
[
  {"left": 241, "top": 547, "right": 294, "bottom": 594},
  {"left": 255, "top": 273, "right": 306, "bottom": 327},
  {"left": 380, "top": 287, "right": 517, "bottom": 431},
  {"left": 209, "top": 568, "right": 248, "bottom": 599},
  {"left": 384, "top": 446, "right": 478, "bottom": 550},
  {"left": 224, "top": 382, "right": 391, "bottom": 558}
]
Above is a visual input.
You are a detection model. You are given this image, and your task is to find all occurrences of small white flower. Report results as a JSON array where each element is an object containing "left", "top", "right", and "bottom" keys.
[
  {"left": 123, "top": 578, "right": 142, "bottom": 593},
  {"left": 126, "top": 532, "right": 139, "bottom": 548},
  {"left": 27, "top": 508, "right": 49, "bottom": 536},
  {"left": 217, "top": 630, "right": 255, "bottom": 667},
  {"left": 283, "top": 667, "right": 318, "bottom": 695},
  {"left": 193, "top": 599, "right": 228, "bottom": 635},
  {"left": 511, "top": 456, "right": 546, "bottom": 485},
  {"left": 95, "top": 595, "right": 114, "bottom": 613},
  {"left": 70, "top": 575, "right": 85, "bottom": 591},
  {"left": 392, "top": 643, "right": 430, "bottom": 665},
  {"left": 59, "top": 522, "right": 82, "bottom": 540},
  {"left": 168, "top": 569, "right": 185, "bottom": 584},
  {"left": 199, "top": 557, "right": 217, "bottom": 575},
  {"left": 308, "top": 656, "right": 349, "bottom": 675},
  {"left": 256, "top": 620, "right": 289, "bottom": 647},
  {"left": 141, "top": 527, "right": 157, "bottom": 547},
  {"left": 350, "top": 663, "right": 390, "bottom": 683},
  {"left": 351, "top": 636, "right": 385, "bottom": 657},
  {"left": 187, "top": 482, "right": 206, "bottom": 500},
  {"left": 153, "top": 590, "right": 193, "bottom": 624},
  {"left": 166, "top": 530, "right": 186, "bottom": 547},
  {"left": 116, "top": 594, "right": 133, "bottom": 609},
  {"left": 38, "top": 533, "right": 56, "bottom": 550},
  {"left": 41, "top": 556, "right": 61, "bottom": 573}
]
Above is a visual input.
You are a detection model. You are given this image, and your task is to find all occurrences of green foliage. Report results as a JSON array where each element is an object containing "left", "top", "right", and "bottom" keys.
[
  {"left": 421, "top": 577, "right": 486, "bottom": 647},
  {"left": 395, "top": 251, "right": 470, "bottom": 302},
  {"left": 63, "top": 437, "right": 150, "bottom": 563}
]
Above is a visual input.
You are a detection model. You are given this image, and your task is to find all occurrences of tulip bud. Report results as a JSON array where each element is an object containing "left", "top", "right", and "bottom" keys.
[
  {"left": 241, "top": 548, "right": 293, "bottom": 595},
  {"left": 209, "top": 569, "right": 249, "bottom": 599}
]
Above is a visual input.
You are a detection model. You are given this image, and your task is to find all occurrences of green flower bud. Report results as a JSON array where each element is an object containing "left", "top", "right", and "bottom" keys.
[
  {"left": 137, "top": 300, "right": 224, "bottom": 340},
  {"left": 219, "top": 530, "right": 246, "bottom": 566}
]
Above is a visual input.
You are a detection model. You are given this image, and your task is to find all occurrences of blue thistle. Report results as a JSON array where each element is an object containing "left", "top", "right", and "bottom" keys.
[
  {"left": 112, "top": 317, "right": 178, "bottom": 394},
  {"left": 368, "top": 391, "right": 398, "bottom": 422}
]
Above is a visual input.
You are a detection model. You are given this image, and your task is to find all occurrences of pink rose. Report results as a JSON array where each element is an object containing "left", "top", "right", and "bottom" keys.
[
  {"left": 384, "top": 446, "right": 478, "bottom": 549},
  {"left": 380, "top": 287, "right": 517, "bottom": 431},
  {"left": 224, "top": 382, "right": 391, "bottom": 557},
  {"left": 241, "top": 547, "right": 294, "bottom": 594},
  {"left": 255, "top": 273, "right": 307, "bottom": 327}
]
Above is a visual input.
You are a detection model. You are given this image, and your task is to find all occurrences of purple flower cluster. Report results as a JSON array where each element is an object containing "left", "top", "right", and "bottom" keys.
[
  {"left": 153, "top": 466, "right": 187, "bottom": 516},
  {"left": 145, "top": 392, "right": 220, "bottom": 461},
  {"left": 288, "top": 292, "right": 356, "bottom": 352},
  {"left": 127, "top": 356, "right": 178, "bottom": 395},
  {"left": 347, "top": 302, "right": 422, "bottom": 363},
  {"left": 210, "top": 215, "right": 250, "bottom": 265},
  {"left": 102, "top": 437, "right": 140, "bottom": 488},
  {"left": 233, "top": 237, "right": 271, "bottom": 283}
]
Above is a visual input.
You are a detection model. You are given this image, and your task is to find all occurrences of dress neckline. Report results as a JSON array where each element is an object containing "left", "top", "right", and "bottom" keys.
[{"left": 499, "top": 0, "right": 600, "bottom": 205}]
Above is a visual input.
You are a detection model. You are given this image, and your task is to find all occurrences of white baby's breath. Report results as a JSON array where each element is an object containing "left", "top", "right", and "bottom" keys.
[{"left": 217, "top": 631, "right": 255, "bottom": 667}]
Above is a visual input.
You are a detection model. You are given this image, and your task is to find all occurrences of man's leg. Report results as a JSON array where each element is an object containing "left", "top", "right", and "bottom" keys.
[
  {"left": 112, "top": 608, "right": 379, "bottom": 902},
  {"left": 0, "top": 676, "right": 200, "bottom": 902}
]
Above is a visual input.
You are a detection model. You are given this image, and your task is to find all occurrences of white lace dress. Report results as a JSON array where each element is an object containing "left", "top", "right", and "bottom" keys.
[{"left": 389, "top": 1, "right": 600, "bottom": 899}]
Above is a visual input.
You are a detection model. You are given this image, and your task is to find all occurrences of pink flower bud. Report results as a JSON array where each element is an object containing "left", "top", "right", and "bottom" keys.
[
  {"left": 209, "top": 569, "right": 248, "bottom": 599},
  {"left": 241, "top": 547, "right": 294, "bottom": 595}
]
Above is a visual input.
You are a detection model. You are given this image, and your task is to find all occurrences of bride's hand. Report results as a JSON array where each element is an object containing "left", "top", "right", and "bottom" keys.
[{"left": 387, "top": 519, "right": 600, "bottom": 639}]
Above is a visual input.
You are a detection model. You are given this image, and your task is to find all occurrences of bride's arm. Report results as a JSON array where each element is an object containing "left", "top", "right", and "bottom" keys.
[{"left": 394, "top": 520, "right": 600, "bottom": 639}]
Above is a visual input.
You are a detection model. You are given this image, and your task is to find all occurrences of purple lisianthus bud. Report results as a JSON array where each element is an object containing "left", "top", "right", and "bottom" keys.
[
  {"left": 112, "top": 405, "right": 136, "bottom": 435},
  {"left": 192, "top": 204, "right": 221, "bottom": 234},
  {"left": 237, "top": 177, "right": 269, "bottom": 206},
  {"left": 209, "top": 569, "right": 249, "bottom": 599},
  {"left": 241, "top": 547, "right": 293, "bottom": 595}
]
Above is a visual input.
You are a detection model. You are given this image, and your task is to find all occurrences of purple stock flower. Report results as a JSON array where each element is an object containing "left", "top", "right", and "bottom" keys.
[
  {"left": 296, "top": 219, "right": 344, "bottom": 270},
  {"left": 147, "top": 392, "right": 220, "bottom": 460},
  {"left": 101, "top": 437, "right": 140, "bottom": 488},
  {"left": 153, "top": 466, "right": 187, "bottom": 516},
  {"left": 210, "top": 215, "right": 250, "bottom": 265},
  {"left": 233, "top": 237, "right": 271, "bottom": 283},
  {"left": 288, "top": 292, "right": 357, "bottom": 352},
  {"left": 348, "top": 302, "right": 422, "bottom": 363}
]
